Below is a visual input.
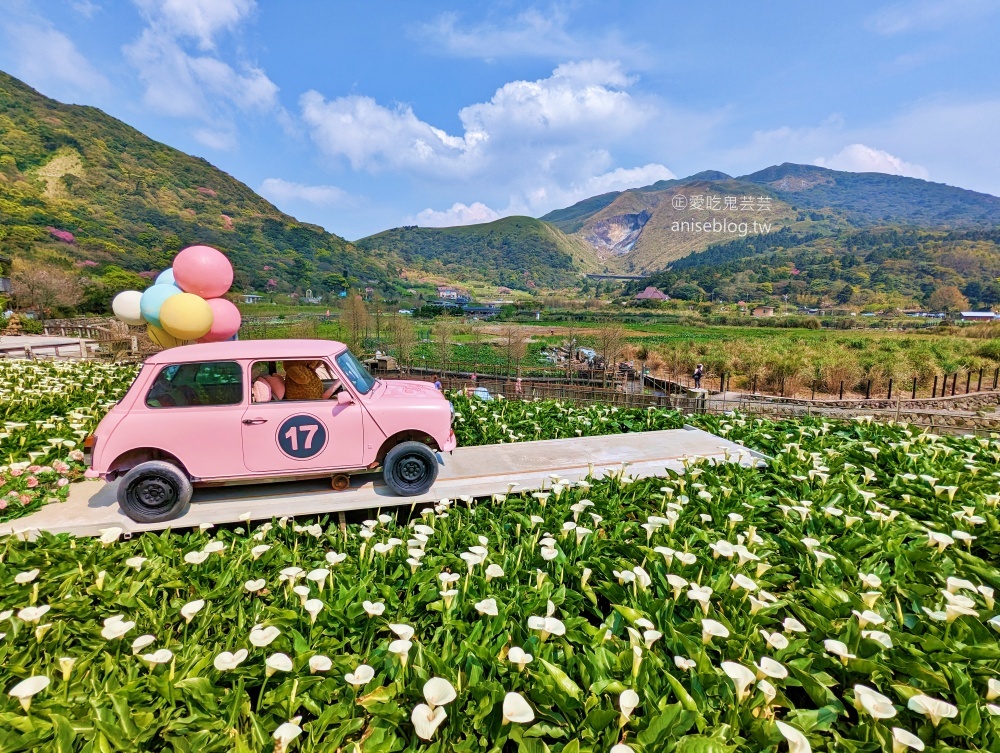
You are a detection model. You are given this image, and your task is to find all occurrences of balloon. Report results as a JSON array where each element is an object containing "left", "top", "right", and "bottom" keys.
[
  {"left": 112, "top": 290, "right": 144, "bottom": 326},
  {"left": 155, "top": 268, "right": 176, "bottom": 286},
  {"left": 197, "top": 297, "right": 242, "bottom": 342},
  {"left": 147, "top": 323, "right": 180, "bottom": 349},
  {"left": 159, "top": 293, "right": 214, "bottom": 341},
  {"left": 173, "top": 245, "right": 233, "bottom": 299},
  {"left": 139, "top": 283, "right": 181, "bottom": 328}
]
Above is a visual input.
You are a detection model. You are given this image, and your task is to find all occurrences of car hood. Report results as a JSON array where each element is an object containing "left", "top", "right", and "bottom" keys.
[{"left": 376, "top": 380, "right": 444, "bottom": 400}]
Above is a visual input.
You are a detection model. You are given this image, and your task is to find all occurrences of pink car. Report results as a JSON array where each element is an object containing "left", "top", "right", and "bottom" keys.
[{"left": 85, "top": 339, "right": 457, "bottom": 523}]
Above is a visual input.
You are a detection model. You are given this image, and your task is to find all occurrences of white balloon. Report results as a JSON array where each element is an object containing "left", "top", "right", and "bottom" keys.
[{"left": 112, "top": 290, "right": 145, "bottom": 326}]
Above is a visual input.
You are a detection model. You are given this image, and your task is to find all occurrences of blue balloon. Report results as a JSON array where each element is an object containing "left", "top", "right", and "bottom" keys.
[
  {"left": 140, "top": 283, "right": 181, "bottom": 328},
  {"left": 155, "top": 268, "right": 176, "bottom": 287}
]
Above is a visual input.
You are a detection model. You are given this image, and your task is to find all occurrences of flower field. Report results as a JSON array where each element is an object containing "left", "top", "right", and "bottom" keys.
[{"left": 2, "top": 362, "right": 1000, "bottom": 751}]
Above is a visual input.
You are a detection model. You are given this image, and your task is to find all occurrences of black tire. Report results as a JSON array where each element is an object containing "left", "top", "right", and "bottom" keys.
[
  {"left": 117, "top": 460, "right": 192, "bottom": 523},
  {"left": 383, "top": 441, "right": 439, "bottom": 496}
]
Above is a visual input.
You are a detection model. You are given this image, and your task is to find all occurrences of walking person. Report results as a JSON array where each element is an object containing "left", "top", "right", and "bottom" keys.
[
  {"left": 514, "top": 377, "right": 523, "bottom": 397},
  {"left": 432, "top": 374, "right": 442, "bottom": 391},
  {"left": 693, "top": 363, "right": 704, "bottom": 389}
]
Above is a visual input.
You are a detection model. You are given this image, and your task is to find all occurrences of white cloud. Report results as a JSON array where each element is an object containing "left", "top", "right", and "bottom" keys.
[
  {"left": 415, "top": 9, "right": 646, "bottom": 65},
  {"left": 302, "top": 60, "right": 656, "bottom": 181},
  {"left": 123, "top": 0, "right": 279, "bottom": 147},
  {"left": 415, "top": 202, "right": 503, "bottom": 227},
  {"left": 259, "top": 178, "right": 349, "bottom": 206},
  {"left": 576, "top": 163, "right": 676, "bottom": 195},
  {"left": 0, "top": 21, "right": 109, "bottom": 97},
  {"left": 867, "top": 0, "right": 1000, "bottom": 34},
  {"left": 815, "top": 143, "right": 929, "bottom": 179},
  {"left": 133, "top": 0, "right": 256, "bottom": 49},
  {"left": 71, "top": 1, "right": 100, "bottom": 18}
]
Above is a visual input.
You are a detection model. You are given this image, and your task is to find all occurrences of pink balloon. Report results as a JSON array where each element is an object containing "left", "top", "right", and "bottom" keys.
[
  {"left": 198, "top": 297, "right": 242, "bottom": 342},
  {"left": 173, "top": 245, "right": 234, "bottom": 299}
]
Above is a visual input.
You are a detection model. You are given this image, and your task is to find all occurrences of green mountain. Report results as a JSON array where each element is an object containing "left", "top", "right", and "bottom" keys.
[
  {"left": 355, "top": 216, "right": 598, "bottom": 289},
  {"left": 543, "top": 164, "right": 1000, "bottom": 274},
  {"left": 630, "top": 226, "right": 1000, "bottom": 311},
  {"left": 0, "top": 70, "right": 390, "bottom": 297}
]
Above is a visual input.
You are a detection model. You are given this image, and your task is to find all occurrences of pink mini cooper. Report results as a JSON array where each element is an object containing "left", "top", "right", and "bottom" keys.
[{"left": 86, "top": 339, "right": 457, "bottom": 523}]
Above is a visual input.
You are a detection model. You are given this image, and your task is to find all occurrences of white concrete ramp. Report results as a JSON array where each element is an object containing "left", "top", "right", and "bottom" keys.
[{"left": 1, "top": 427, "right": 764, "bottom": 538}]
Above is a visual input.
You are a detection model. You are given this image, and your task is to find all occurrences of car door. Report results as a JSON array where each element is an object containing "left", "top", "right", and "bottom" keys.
[{"left": 241, "top": 359, "right": 365, "bottom": 474}]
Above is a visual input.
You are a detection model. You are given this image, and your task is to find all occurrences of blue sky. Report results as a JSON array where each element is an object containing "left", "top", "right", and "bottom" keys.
[{"left": 1, "top": 0, "right": 998, "bottom": 240}]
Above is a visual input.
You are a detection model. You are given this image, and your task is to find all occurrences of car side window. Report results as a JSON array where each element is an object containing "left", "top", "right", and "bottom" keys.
[{"left": 145, "top": 361, "right": 244, "bottom": 408}]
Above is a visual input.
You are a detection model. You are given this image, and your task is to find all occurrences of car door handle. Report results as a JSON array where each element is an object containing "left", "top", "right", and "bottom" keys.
[{"left": 242, "top": 418, "right": 268, "bottom": 425}]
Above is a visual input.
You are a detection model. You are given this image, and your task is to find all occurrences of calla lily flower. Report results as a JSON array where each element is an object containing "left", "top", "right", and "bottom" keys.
[
  {"left": 14, "top": 569, "right": 39, "bottom": 584},
  {"left": 758, "top": 679, "right": 777, "bottom": 705},
  {"left": 388, "top": 639, "right": 412, "bottom": 664},
  {"left": 345, "top": 664, "right": 374, "bottom": 687},
  {"left": 325, "top": 551, "right": 347, "bottom": 565},
  {"left": 891, "top": 728, "right": 925, "bottom": 753},
  {"left": 304, "top": 599, "right": 324, "bottom": 624},
  {"left": 214, "top": 649, "right": 249, "bottom": 671},
  {"left": 250, "top": 626, "right": 281, "bottom": 647},
  {"left": 389, "top": 623, "right": 415, "bottom": 641},
  {"left": 265, "top": 653, "right": 293, "bottom": 677},
  {"left": 674, "top": 655, "right": 696, "bottom": 671},
  {"left": 722, "top": 661, "right": 757, "bottom": 702},
  {"left": 17, "top": 605, "right": 50, "bottom": 623},
  {"left": 761, "top": 630, "right": 790, "bottom": 650},
  {"left": 507, "top": 646, "right": 533, "bottom": 670},
  {"left": 8, "top": 675, "right": 49, "bottom": 711},
  {"left": 823, "top": 639, "right": 855, "bottom": 663},
  {"left": 309, "top": 655, "right": 332, "bottom": 673},
  {"left": 363, "top": 600, "right": 385, "bottom": 616},
  {"left": 611, "top": 745, "right": 635, "bottom": 753},
  {"left": 131, "top": 635, "right": 155, "bottom": 654},
  {"left": 180, "top": 600, "right": 205, "bottom": 623},
  {"left": 475, "top": 598, "right": 499, "bottom": 616},
  {"left": 854, "top": 685, "right": 896, "bottom": 719},
  {"left": 502, "top": 692, "right": 535, "bottom": 724},
  {"left": 101, "top": 615, "right": 135, "bottom": 640},
  {"left": 853, "top": 610, "right": 885, "bottom": 629},
  {"left": 143, "top": 649, "right": 173, "bottom": 665},
  {"left": 58, "top": 657, "right": 76, "bottom": 682},
  {"left": 776, "top": 721, "right": 810, "bottom": 753},
  {"left": 423, "top": 677, "right": 457, "bottom": 708},
  {"left": 702, "top": 619, "right": 729, "bottom": 644},
  {"left": 527, "top": 615, "right": 565, "bottom": 640},
  {"left": 125, "top": 556, "right": 146, "bottom": 571},
  {"left": 619, "top": 688, "right": 639, "bottom": 721},
  {"left": 411, "top": 704, "right": 447, "bottom": 740},
  {"left": 755, "top": 657, "right": 787, "bottom": 679},
  {"left": 862, "top": 630, "right": 893, "bottom": 649},
  {"left": 906, "top": 694, "right": 958, "bottom": 726},
  {"left": 273, "top": 717, "right": 302, "bottom": 753},
  {"left": 184, "top": 551, "right": 209, "bottom": 565}
]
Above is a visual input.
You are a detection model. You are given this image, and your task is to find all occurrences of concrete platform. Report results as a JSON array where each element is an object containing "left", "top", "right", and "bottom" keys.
[{"left": 0, "top": 427, "right": 765, "bottom": 538}]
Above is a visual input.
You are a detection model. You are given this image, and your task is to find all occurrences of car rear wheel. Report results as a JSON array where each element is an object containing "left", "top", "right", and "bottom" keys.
[
  {"left": 383, "top": 441, "right": 438, "bottom": 496},
  {"left": 117, "top": 461, "right": 192, "bottom": 523}
]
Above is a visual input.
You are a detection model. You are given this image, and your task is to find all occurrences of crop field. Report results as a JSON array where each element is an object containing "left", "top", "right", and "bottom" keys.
[{"left": 1, "top": 362, "right": 1000, "bottom": 752}]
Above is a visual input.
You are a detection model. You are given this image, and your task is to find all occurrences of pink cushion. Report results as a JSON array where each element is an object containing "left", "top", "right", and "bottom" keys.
[
  {"left": 252, "top": 378, "right": 272, "bottom": 403},
  {"left": 265, "top": 374, "right": 285, "bottom": 400}
]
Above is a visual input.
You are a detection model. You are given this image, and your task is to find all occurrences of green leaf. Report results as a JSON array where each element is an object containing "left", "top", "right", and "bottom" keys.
[
  {"left": 539, "top": 658, "right": 583, "bottom": 700},
  {"left": 673, "top": 735, "right": 733, "bottom": 753}
]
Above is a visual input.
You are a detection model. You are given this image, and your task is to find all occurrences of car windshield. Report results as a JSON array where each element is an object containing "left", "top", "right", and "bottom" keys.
[{"left": 335, "top": 349, "right": 377, "bottom": 395}]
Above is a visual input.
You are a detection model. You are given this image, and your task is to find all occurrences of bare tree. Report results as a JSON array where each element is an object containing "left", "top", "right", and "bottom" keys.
[
  {"left": 341, "top": 292, "right": 369, "bottom": 352},
  {"left": 389, "top": 313, "right": 417, "bottom": 364},
  {"left": 432, "top": 319, "right": 454, "bottom": 368},
  {"left": 11, "top": 259, "right": 82, "bottom": 323},
  {"left": 497, "top": 323, "right": 527, "bottom": 375},
  {"left": 594, "top": 322, "right": 627, "bottom": 386}
]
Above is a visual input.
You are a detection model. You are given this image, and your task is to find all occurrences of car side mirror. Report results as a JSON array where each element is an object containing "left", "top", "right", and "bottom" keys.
[{"left": 337, "top": 391, "right": 354, "bottom": 405}]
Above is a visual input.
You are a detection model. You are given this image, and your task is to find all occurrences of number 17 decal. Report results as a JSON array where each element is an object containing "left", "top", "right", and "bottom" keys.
[{"left": 277, "top": 414, "right": 328, "bottom": 460}]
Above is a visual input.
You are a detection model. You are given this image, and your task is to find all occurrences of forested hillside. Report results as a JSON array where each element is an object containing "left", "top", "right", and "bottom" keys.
[{"left": 0, "top": 70, "right": 390, "bottom": 299}]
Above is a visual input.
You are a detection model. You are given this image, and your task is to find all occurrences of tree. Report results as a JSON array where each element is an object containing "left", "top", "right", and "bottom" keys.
[
  {"left": 388, "top": 314, "right": 417, "bottom": 364},
  {"left": 927, "top": 285, "right": 969, "bottom": 313},
  {"left": 432, "top": 320, "right": 454, "bottom": 367},
  {"left": 594, "top": 322, "right": 627, "bottom": 377},
  {"left": 11, "top": 260, "right": 82, "bottom": 323},
  {"left": 341, "top": 292, "right": 369, "bottom": 351},
  {"left": 497, "top": 324, "right": 526, "bottom": 375}
]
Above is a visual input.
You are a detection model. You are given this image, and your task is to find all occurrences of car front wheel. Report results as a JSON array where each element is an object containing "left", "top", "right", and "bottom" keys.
[
  {"left": 117, "top": 460, "right": 192, "bottom": 523},
  {"left": 383, "top": 441, "right": 439, "bottom": 496}
]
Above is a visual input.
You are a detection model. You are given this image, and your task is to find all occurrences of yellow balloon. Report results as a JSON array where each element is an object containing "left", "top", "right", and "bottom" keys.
[
  {"left": 147, "top": 323, "right": 181, "bottom": 349},
  {"left": 158, "top": 293, "right": 214, "bottom": 341}
]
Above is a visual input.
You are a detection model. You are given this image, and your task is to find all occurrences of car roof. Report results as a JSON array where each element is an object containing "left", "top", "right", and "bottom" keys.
[{"left": 144, "top": 339, "right": 348, "bottom": 364}]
